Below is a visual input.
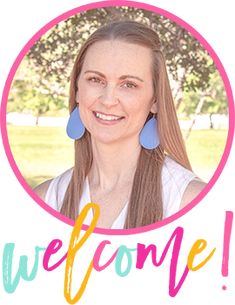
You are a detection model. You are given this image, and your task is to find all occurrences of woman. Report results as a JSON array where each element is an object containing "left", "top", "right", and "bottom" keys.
[{"left": 35, "top": 20, "right": 205, "bottom": 229}]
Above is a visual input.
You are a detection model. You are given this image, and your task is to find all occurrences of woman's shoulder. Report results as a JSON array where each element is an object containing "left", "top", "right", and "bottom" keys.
[
  {"left": 180, "top": 179, "right": 206, "bottom": 208},
  {"left": 161, "top": 156, "right": 206, "bottom": 216},
  {"left": 34, "top": 179, "right": 53, "bottom": 200},
  {"left": 33, "top": 168, "right": 73, "bottom": 202}
]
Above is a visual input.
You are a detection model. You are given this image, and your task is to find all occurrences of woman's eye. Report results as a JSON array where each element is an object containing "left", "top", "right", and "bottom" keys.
[
  {"left": 89, "top": 77, "right": 99, "bottom": 82},
  {"left": 88, "top": 77, "right": 104, "bottom": 85},
  {"left": 122, "top": 82, "right": 137, "bottom": 89}
]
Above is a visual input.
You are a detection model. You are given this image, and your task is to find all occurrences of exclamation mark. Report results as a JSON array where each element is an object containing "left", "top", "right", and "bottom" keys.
[{"left": 221, "top": 211, "right": 233, "bottom": 290}]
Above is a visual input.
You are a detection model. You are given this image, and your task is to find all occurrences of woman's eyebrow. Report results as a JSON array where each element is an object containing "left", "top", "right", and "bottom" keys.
[
  {"left": 84, "top": 70, "right": 144, "bottom": 82},
  {"left": 84, "top": 70, "right": 105, "bottom": 77},
  {"left": 119, "top": 75, "right": 144, "bottom": 82}
]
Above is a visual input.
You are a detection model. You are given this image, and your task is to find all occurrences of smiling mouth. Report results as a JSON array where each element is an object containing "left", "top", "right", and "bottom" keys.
[{"left": 93, "top": 111, "right": 124, "bottom": 121}]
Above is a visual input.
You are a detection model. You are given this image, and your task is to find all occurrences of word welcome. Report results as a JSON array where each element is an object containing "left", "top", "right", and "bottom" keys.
[{"left": 2, "top": 204, "right": 233, "bottom": 304}]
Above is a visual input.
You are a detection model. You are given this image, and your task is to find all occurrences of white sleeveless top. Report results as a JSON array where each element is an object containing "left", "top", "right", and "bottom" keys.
[{"left": 45, "top": 157, "right": 196, "bottom": 228}]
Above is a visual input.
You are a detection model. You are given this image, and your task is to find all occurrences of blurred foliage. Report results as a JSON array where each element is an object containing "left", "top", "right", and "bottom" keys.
[
  {"left": 8, "top": 58, "right": 68, "bottom": 123},
  {"left": 179, "top": 70, "right": 228, "bottom": 119},
  {"left": 9, "top": 6, "right": 228, "bottom": 120},
  {"left": 28, "top": 7, "right": 216, "bottom": 91}
]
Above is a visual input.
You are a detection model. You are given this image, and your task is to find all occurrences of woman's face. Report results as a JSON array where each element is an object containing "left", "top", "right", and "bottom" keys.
[{"left": 77, "top": 40, "right": 157, "bottom": 146}]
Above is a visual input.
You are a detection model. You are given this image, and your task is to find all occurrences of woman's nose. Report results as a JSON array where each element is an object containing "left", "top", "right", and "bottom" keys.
[{"left": 99, "top": 84, "right": 119, "bottom": 107}]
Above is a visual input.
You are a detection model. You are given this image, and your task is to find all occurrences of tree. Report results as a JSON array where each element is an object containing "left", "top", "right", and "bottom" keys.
[
  {"left": 27, "top": 7, "right": 216, "bottom": 99},
  {"left": 10, "top": 6, "right": 224, "bottom": 127},
  {"left": 180, "top": 70, "right": 227, "bottom": 138},
  {"left": 8, "top": 57, "right": 68, "bottom": 124}
]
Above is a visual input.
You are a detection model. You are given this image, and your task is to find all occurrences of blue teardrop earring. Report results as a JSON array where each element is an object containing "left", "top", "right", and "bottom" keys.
[
  {"left": 66, "top": 107, "right": 85, "bottom": 140},
  {"left": 139, "top": 116, "right": 160, "bottom": 149}
]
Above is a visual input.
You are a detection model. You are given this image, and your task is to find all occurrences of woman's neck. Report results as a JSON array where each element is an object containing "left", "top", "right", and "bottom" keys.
[{"left": 89, "top": 138, "right": 141, "bottom": 191}]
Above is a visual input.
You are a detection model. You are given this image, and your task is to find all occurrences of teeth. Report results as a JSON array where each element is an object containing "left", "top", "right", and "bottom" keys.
[{"left": 95, "top": 112, "right": 121, "bottom": 121}]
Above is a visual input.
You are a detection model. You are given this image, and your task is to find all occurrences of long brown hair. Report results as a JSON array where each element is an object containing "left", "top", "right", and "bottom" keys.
[{"left": 60, "top": 20, "right": 191, "bottom": 228}]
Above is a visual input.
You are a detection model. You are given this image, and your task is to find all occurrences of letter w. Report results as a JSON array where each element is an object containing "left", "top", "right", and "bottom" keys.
[{"left": 2, "top": 243, "right": 45, "bottom": 293}]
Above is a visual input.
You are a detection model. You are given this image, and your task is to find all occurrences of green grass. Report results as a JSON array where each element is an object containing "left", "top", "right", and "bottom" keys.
[
  {"left": 183, "top": 129, "right": 228, "bottom": 181},
  {"left": 7, "top": 125, "right": 74, "bottom": 187},
  {"left": 7, "top": 125, "right": 227, "bottom": 187}
]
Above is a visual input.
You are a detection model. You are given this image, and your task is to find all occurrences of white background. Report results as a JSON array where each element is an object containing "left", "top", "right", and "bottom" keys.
[{"left": 0, "top": 0, "right": 234, "bottom": 304}]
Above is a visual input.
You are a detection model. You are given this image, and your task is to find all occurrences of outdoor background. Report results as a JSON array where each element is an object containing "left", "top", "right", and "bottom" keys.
[{"left": 6, "top": 7, "right": 228, "bottom": 188}]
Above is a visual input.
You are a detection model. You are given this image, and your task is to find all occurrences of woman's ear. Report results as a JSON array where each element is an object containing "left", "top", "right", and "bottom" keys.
[{"left": 150, "top": 100, "right": 157, "bottom": 114}]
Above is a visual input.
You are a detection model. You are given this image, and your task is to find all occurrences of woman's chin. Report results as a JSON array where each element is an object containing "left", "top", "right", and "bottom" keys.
[
  {"left": 90, "top": 132, "right": 126, "bottom": 147},
  {"left": 91, "top": 136, "right": 120, "bottom": 146}
]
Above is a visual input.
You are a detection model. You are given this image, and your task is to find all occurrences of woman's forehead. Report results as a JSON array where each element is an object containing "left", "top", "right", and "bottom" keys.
[{"left": 81, "top": 40, "right": 153, "bottom": 77}]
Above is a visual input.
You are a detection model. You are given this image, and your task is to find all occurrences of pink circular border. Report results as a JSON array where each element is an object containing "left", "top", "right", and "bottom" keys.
[{"left": 0, "top": 1, "right": 234, "bottom": 235}]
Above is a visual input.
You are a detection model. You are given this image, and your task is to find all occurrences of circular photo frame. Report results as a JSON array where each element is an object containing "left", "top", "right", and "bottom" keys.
[{"left": 0, "top": 1, "right": 234, "bottom": 235}]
